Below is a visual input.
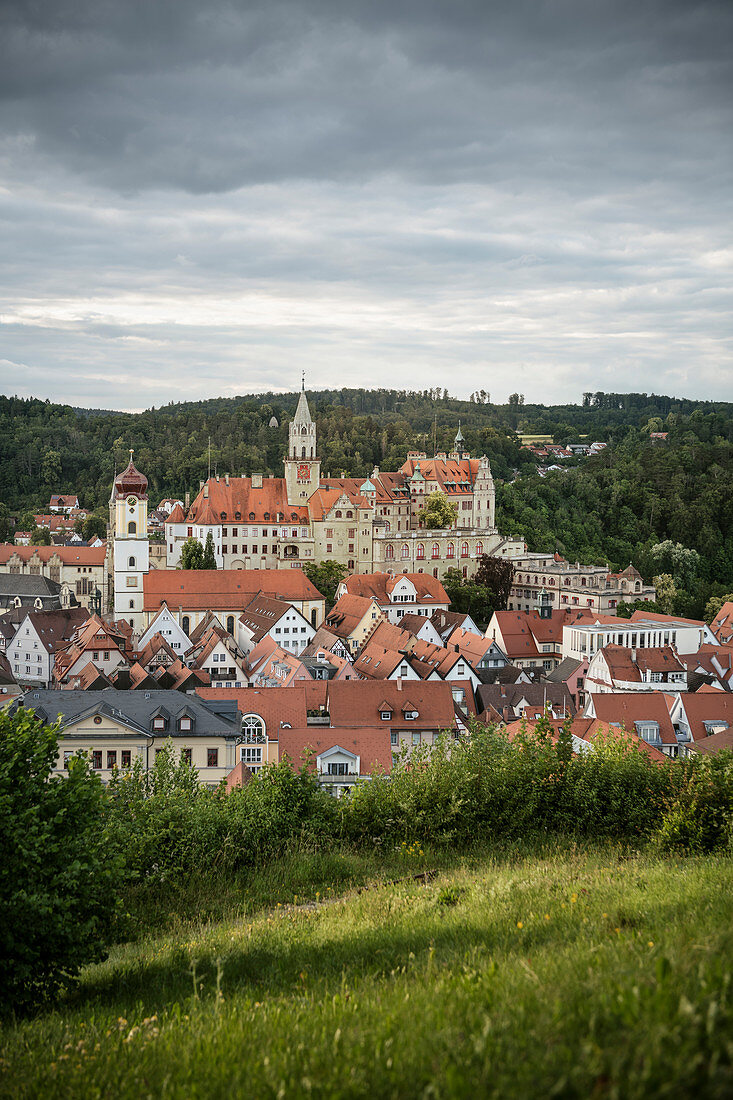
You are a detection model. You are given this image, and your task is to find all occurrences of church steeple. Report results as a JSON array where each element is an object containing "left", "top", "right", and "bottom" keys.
[{"left": 285, "top": 378, "right": 320, "bottom": 504}]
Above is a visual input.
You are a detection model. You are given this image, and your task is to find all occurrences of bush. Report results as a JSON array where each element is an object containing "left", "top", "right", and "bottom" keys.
[
  {"left": 654, "top": 750, "right": 733, "bottom": 853},
  {"left": 0, "top": 709, "right": 121, "bottom": 1012}
]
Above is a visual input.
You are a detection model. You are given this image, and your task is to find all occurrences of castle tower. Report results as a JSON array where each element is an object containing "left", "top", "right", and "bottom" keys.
[
  {"left": 112, "top": 450, "right": 149, "bottom": 627},
  {"left": 284, "top": 380, "right": 321, "bottom": 505},
  {"left": 473, "top": 454, "right": 496, "bottom": 530}
]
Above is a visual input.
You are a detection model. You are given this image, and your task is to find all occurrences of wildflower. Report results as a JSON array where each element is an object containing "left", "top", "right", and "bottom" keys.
[
  {"left": 544, "top": 914, "right": 550, "bottom": 921},
  {"left": 602, "top": 912, "right": 608, "bottom": 918},
  {"left": 517, "top": 921, "right": 523, "bottom": 929},
  {"left": 648, "top": 941, "right": 654, "bottom": 947},
  {"left": 571, "top": 894, "right": 578, "bottom": 904}
]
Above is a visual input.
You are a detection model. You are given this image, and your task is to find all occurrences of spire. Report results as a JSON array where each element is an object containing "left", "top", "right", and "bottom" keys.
[
  {"left": 454, "top": 421, "right": 465, "bottom": 444},
  {"left": 293, "top": 386, "right": 313, "bottom": 426}
]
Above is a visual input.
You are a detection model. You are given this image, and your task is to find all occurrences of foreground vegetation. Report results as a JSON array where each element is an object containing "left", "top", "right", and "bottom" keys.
[{"left": 2, "top": 844, "right": 732, "bottom": 1098}]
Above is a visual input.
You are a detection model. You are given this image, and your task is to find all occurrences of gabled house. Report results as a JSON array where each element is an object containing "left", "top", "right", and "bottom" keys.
[
  {"left": 710, "top": 602, "right": 733, "bottom": 645},
  {"left": 503, "top": 715, "right": 667, "bottom": 763},
  {"left": 247, "top": 635, "right": 313, "bottom": 688},
  {"left": 683, "top": 644, "right": 733, "bottom": 691},
  {"left": 138, "top": 603, "right": 192, "bottom": 654},
  {"left": 545, "top": 656, "right": 589, "bottom": 711},
  {"left": 667, "top": 692, "right": 733, "bottom": 750},
  {"left": 135, "top": 632, "right": 179, "bottom": 674},
  {"left": 397, "top": 613, "right": 445, "bottom": 647},
  {"left": 476, "top": 682, "right": 575, "bottom": 725},
  {"left": 53, "top": 614, "right": 130, "bottom": 686},
  {"left": 7, "top": 608, "right": 90, "bottom": 686},
  {"left": 443, "top": 626, "right": 508, "bottom": 671},
  {"left": 301, "top": 626, "right": 352, "bottom": 662},
  {"left": 337, "top": 572, "right": 450, "bottom": 625},
  {"left": 586, "top": 645, "right": 687, "bottom": 694},
  {"left": 236, "top": 593, "right": 315, "bottom": 657},
  {"left": 584, "top": 692, "right": 681, "bottom": 757},
  {"left": 429, "top": 607, "right": 483, "bottom": 642},
  {"left": 186, "top": 624, "right": 249, "bottom": 687},
  {"left": 486, "top": 608, "right": 568, "bottom": 672},
  {"left": 324, "top": 594, "right": 385, "bottom": 655}
]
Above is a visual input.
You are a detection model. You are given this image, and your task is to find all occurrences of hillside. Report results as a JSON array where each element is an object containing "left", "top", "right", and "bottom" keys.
[{"left": 2, "top": 845, "right": 731, "bottom": 1098}]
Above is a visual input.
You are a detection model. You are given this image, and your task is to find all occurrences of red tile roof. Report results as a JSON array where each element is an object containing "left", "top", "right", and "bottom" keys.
[
  {"left": 343, "top": 572, "right": 449, "bottom": 606},
  {"left": 325, "top": 594, "right": 382, "bottom": 639},
  {"left": 0, "top": 544, "right": 106, "bottom": 566},
  {"left": 588, "top": 693, "right": 677, "bottom": 745},
  {"left": 710, "top": 602, "right": 733, "bottom": 644},
  {"left": 279, "top": 726, "right": 393, "bottom": 776},
  {"left": 186, "top": 477, "right": 309, "bottom": 525},
  {"left": 506, "top": 716, "right": 667, "bottom": 762},
  {"left": 326, "top": 680, "right": 457, "bottom": 731},
  {"left": 165, "top": 503, "right": 186, "bottom": 524},
  {"left": 143, "top": 568, "right": 324, "bottom": 612},
  {"left": 676, "top": 692, "right": 733, "bottom": 742},
  {"left": 196, "top": 685, "right": 310, "bottom": 734}
]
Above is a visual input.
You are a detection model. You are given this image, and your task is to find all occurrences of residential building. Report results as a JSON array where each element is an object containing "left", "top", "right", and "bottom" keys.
[
  {"left": 486, "top": 608, "right": 570, "bottom": 672},
  {"left": 585, "top": 645, "right": 687, "bottom": 694},
  {"left": 138, "top": 604, "right": 191, "bottom": 654},
  {"left": 667, "top": 692, "right": 733, "bottom": 749},
  {"left": 584, "top": 692, "right": 682, "bottom": 757},
  {"left": 53, "top": 615, "right": 130, "bottom": 685},
  {"left": 544, "top": 657, "right": 589, "bottom": 711},
  {"left": 503, "top": 715, "right": 667, "bottom": 763},
  {"left": 0, "top": 544, "right": 108, "bottom": 610},
  {"left": 0, "top": 574, "right": 76, "bottom": 612},
  {"left": 236, "top": 593, "right": 316, "bottom": 657},
  {"left": 710, "top": 602, "right": 733, "bottom": 645},
  {"left": 324, "top": 593, "right": 385, "bottom": 655},
  {"left": 49, "top": 494, "right": 80, "bottom": 513},
  {"left": 247, "top": 636, "right": 313, "bottom": 688},
  {"left": 682, "top": 644, "right": 733, "bottom": 691},
  {"left": 476, "top": 682, "right": 575, "bottom": 724},
  {"left": 336, "top": 572, "right": 450, "bottom": 624},
  {"left": 16, "top": 689, "right": 241, "bottom": 784},
  {"left": 8, "top": 608, "right": 90, "bottom": 686}
]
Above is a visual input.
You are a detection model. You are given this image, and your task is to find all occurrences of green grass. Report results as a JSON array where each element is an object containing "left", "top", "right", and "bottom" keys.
[{"left": 2, "top": 845, "right": 732, "bottom": 1098}]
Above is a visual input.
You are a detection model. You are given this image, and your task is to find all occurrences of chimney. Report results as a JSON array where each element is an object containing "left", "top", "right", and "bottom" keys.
[
  {"left": 203, "top": 483, "right": 209, "bottom": 498},
  {"left": 184, "top": 492, "right": 190, "bottom": 510},
  {"left": 225, "top": 473, "right": 229, "bottom": 486},
  {"left": 252, "top": 473, "right": 263, "bottom": 489},
  {"left": 199, "top": 480, "right": 204, "bottom": 490},
  {"left": 397, "top": 679, "right": 402, "bottom": 690}
]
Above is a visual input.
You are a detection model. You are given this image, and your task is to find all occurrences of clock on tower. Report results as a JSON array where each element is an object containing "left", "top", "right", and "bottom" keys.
[{"left": 297, "top": 463, "right": 310, "bottom": 481}]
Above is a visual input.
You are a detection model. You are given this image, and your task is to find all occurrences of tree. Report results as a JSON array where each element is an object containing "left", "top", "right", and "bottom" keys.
[
  {"left": 704, "top": 593, "right": 733, "bottom": 622},
  {"left": 0, "top": 708, "right": 120, "bottom": 1012},
  {"left": 650, "top": 541, "right": 700, "bottom": 590},
  {"left": 0, "top": 503, "right": 11, "bottom": 542},
  {"left": 202, "top": 531, "right": 217, "bottom": 569},
  {"left": 16, "top": 512, "right": 37, "bottom": 532},
  {"left": 82, "top": 514, "right": 108, "bottom": 542},
  {"left": 180, "top": 536, "right": 205, "bottom": 569},
  {"left": 441, "top": 567, "right": 496, "bottom": 626},
  {"left": 41, "top": 449, "right": 62, "bottom": 485},
  {"left": 29, "top": 527, "right": 52, "bottom": 546},
  {"left": 473, "top": 555, "right": 515, "bottom": 610},
  {"left": 653, "top": 573, "right": 678, "bottom": 615},
  {"left": 418, "top": 491, "right": 457, "bottom": 530},
  {"left": 302, "top": 560, "right": 348, "bottom": 607}
]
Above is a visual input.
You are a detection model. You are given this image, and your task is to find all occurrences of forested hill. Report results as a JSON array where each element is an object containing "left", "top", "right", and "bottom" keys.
[{"left": 1, "top": 388, "right": 731, "bottom": 615}]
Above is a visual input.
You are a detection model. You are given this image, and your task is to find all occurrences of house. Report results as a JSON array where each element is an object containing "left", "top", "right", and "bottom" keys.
[
  {"left": 138, "top": 604, "right": 192, "bottom": 654},
  {"left": 686, "top": 726, "right": 733, "bottom": 757},
  {"left": 236, "top": 593, "right": 316, "bottom": 657},
  {"left": 503, "top": 715, "right": 667, "bottom": 763},
  {"left": 300, "top": 648, "right": 358, "bottom": 681},
  {"left": 300, "top": 626, "right": 352, "bottom": 662},
  {"left": 563, "top": 611, "right": 715, "bottom": 663},
  {"left": 247, "top": 635, "right": 313, "bottom": 688},
  {"left": 53, "top": 615, "right": 129, "bottom": 685},
  {"left": 0, "top": 574, "right": 76, "bottom": 613},
  {"left": 584, "top": 692, "right": 681, "bottom": 757},
  {"left": 682, "top": 644, "right": 733, "bottom": 691},
  {"left": 196, "top": 684, "right": 312, "bottom": 771},
  {"left": 7, "top": 608, "right": 90, "bottom": 686},
  {"left": 279, "top": 725, "right": 393, "bottom": 797},
  {"left": 476, "top": 682, "right": 575, "bottom": 725},
  {"left": 336, "top": 572, "right": 451, "bottom": 624},
  {"left": 443, "top": 626, "right": 508, "bottom": 671},
  {"left": 135, "top": 632, "right": 180, "bottom": 674},
  {"left": 49, "top": 495, "right": 80, "bottom": 514},
  {"left": 0, "top": 544, "right": 108, "bottom": 611},
  {"left": 429, "top": 607, "right": 483, "bottom": 642},
  {"left": 141, "top": 568, "right": 326, "bottom": 636},
  {"left": 15, "top": 688, "right": 241, "bottom": 785},
  {"left": 486, "top": 608, "right": 570, "bottom": 672},
  {"left": 396, "top": 613, "right": 446, "bottom": 647},
  {"left": 585, "top": 645, "right": 687, "bottom": 694},
  {"left": 544, "top": 656, "right": 589, "bottom": 711},
  {"left": 185, "top": 624, "right": 249, "bottom": 687},
  {"left": 710, "top": 602, "right": 733, "bottom": 645},
  {"left": 324, "top": 593, "right": 385, "bottom": 655},
  {"left": 667, "top": 692, "right": 733, "bottom": 750},
  {"left": 326, "top": 679, "right": 461, "bottom": 759},
  {"left": 353, "top": 620, "right": 482, "bottom": 689}
]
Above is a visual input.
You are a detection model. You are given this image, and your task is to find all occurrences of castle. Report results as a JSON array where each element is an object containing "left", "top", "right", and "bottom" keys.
[{"left": 111, "top": 388, "right": 525, "bottom": 624}]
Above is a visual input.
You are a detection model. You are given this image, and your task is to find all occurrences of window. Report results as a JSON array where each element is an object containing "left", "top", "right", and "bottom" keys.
[
  {"left": 128, "top": 521, "right": 136, "bottom": 534},
  {"left": 91, "top": 750, "right": 102, "bottom": 770},
  {"left": 181, "top": 748, "right": 192, "bottom": 765},
  {"left": 446, "top": 543, "right": 454, "bottom": 559},
  {"left": 475, "top": 542, "right": 483, "bottom": 556},
  {"left": 381, "top": 710, "right": 392, "bottom": 720},
  {"left": 432, "top": 543, "right": 440, "bottom": 559},
  {"left": 179, "top": 716, "right": 192, "bottom": 731},
  {"left": 327, "top": 762, "right": 348, "bottom": 776},
  {"left": 401, "top": 544, "right": 409, "bottom": 559},
  {"left": 227, "top": 615, "right": 235, "bottom": 634},
  {"left": 242, "top": 714, "right": 266, "bottom": 742},
  {"left": 107, "top": 750, "right": 117, "bottom": 770},
  {"left": 153, "top": 716, "right": 166, "bottom": 731},
  {"left": 385, "top": 544, "right": 394, "bottom": 560},
  {"left": 121, "top": 750, "right": 131, "bottom": 768},
  {"left": 411, "top": 732, "right": 420, "bottom": 746},
  {"left": 207, "top": 748, "right": 219, "bottom": 768},
  {"left": 241, "top": 746, "right": 263, "bottom": 764},
  {"left": 63, "top": 750, "right": 73, "bottom": 769},
  {"left": 390, "top": 731, "right": 399, "bottom": 747},
  {"left": 416, "top": 543, "right": 424, "bottom": 559}
]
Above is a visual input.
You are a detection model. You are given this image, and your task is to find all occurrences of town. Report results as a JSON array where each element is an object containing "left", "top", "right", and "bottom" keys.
[{"left": 2, "top": 386, "right": 731, "bottom": 796}]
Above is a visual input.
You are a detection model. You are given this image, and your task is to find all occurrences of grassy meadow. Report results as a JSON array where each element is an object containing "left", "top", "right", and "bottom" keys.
[{"left": 2, "top": 842, "right": 732, "bottom": 1099}]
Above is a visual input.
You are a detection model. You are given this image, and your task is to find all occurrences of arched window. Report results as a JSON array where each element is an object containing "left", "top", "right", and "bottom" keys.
[
  {"left": 416, "top": 543, "right": 425, "bottom": 560},
  {"left": 182, "top": 615, "right": 190, "bottom": 635},
  {"left": 226, "top": 615, "right": 235, "bottom": 634},
  {"left": 128, "top": 521, "right": 136, "bottom": 534},
  {"left": 461, "top": 542, "right": 469, "bottom": 558},
  {"left": 385, "top": 544, "right": 394, "bottom": 560},
  {"left": 242, "top": 714, "right": 266, "bottom": 743},
  {"left": 129, "top": 599, "right": 134, "bottom": 609},
  {"left": 401, "top": 544, "right": 409, "bottom": 559},
  {"left": 475, "top": 542, "right": 483, "bottom": 556},
  {"left": 302, "top": 446, "right": 306, "bottom": 458},
  {"left": 432, "top": 542, "right": 440, "bottom": 559},
  {"left": 335, "top": 510, "right": 342, "bottom": 518},
  {"left": 346, "top": 511, "right": 353, "bottom": 519},
  {"left": 446, "top": 542, "right": 455, "bottom": 559},
  {"left": 221, "top": 512, "right": 227, "bottom": 521},
  {"left": 385, "top": 521, "right": 391, "bottom": 532},
  {"left": 249, "top": 512, "right": 255, "bottom": 520},
  {"left": 128, "top": 556, "right": 136, "bottom": 568},
  {"left": 433, "top": 568, "right": 438, "bottom": 577},
  {"left": 301, "top": 425, "right": 307, "bottom": 435}
]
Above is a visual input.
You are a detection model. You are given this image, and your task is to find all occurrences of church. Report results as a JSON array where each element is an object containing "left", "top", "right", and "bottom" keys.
[{"left": 160, "top": 387, "right": 524, "bottom": 577}]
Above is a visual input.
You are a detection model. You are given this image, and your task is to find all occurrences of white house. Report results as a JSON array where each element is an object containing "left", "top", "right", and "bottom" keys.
[
  {"left": 563, "top": 612, "right": 714, "bottom": 663},
  {"left": 138, "top": 603, "right": 192, "bottom": 654}
]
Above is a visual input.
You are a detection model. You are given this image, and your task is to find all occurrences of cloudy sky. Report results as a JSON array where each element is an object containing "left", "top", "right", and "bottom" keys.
[{"left": 1, "top": 0, "right": 731, "bottom": 410}]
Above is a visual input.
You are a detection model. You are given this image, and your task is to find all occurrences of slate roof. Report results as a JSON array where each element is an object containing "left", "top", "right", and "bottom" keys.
[{"left": 16, "top": 688, "right": 240, "bottom": 736}]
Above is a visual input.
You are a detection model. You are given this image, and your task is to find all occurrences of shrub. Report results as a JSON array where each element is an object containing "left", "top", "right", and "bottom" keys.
[
  {"left": 0, "top": 708, "right": 121, "bottom": 1012},
  {"left": 654, "top": 750, "right": 733, "bottom": 853}
]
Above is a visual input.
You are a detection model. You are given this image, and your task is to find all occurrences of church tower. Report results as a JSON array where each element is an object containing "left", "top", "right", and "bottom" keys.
[
  {"left": 284, "top": 380, "right": 321, "bottom": 505},
  {"left": 112, "top": 451, "right": 149, "bottom": 627}
]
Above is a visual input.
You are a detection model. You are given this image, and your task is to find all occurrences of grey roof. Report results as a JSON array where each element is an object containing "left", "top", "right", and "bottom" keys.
[
  {"left": 0, "top": 573, "right": 72, "bottom": 610},
  {"left": 476, "top": 682, "right": 576, "bottom": 717},
  {"left": 16, "top": 689, "right": 242, "bottom": 738},
  {"left": 545, "top": 657, "right": 583, "bottom": 684}
]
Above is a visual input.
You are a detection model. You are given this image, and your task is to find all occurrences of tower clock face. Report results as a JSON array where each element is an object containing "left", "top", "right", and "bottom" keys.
[
  {"left": 297, "top": 463, "right": 310, "bottom": 480},
  {"left": 127, "top": 495, "right": 137, "bottom": 508}
]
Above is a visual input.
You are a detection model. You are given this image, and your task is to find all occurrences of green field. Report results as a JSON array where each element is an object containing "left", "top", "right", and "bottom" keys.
[{"left": 2, "top": 844, "right": 732, "bottom": 1099}]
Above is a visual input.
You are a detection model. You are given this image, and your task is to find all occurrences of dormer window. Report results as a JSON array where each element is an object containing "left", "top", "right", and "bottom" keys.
[
  {"left": 153, "top": 716, "right": 166, "bottom": 731},
  {"left": 380, "top": 710, "right": 392, "bottom": 720},
  {"left": 221, "top": 512, "right": 227, "bottom": 520},
  {"left": 178, "top": 715, "right": 193, "bottom": 731}
]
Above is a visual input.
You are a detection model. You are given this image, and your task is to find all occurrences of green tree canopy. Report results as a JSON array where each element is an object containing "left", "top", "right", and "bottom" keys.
[
  {"left": 0, "top": 708, "right": 120, "bottom": 1012},
  {"left": 29, "top": 527, "right": 52, "bottom": 546},
  {"left": 180, "top": 536, "right": 205, "bottom": 569},
  {"left": 202, "top": 531, "right": 217, "bottom": 569},
  {"left": 16, "top": 511, "right": 37, "bottom": 532},
  {"left": 418, "top": 491, "right": 457, "bottom": 530},
  {"left": 303, "top": 560, "right": 348, "bottom": 607}
]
